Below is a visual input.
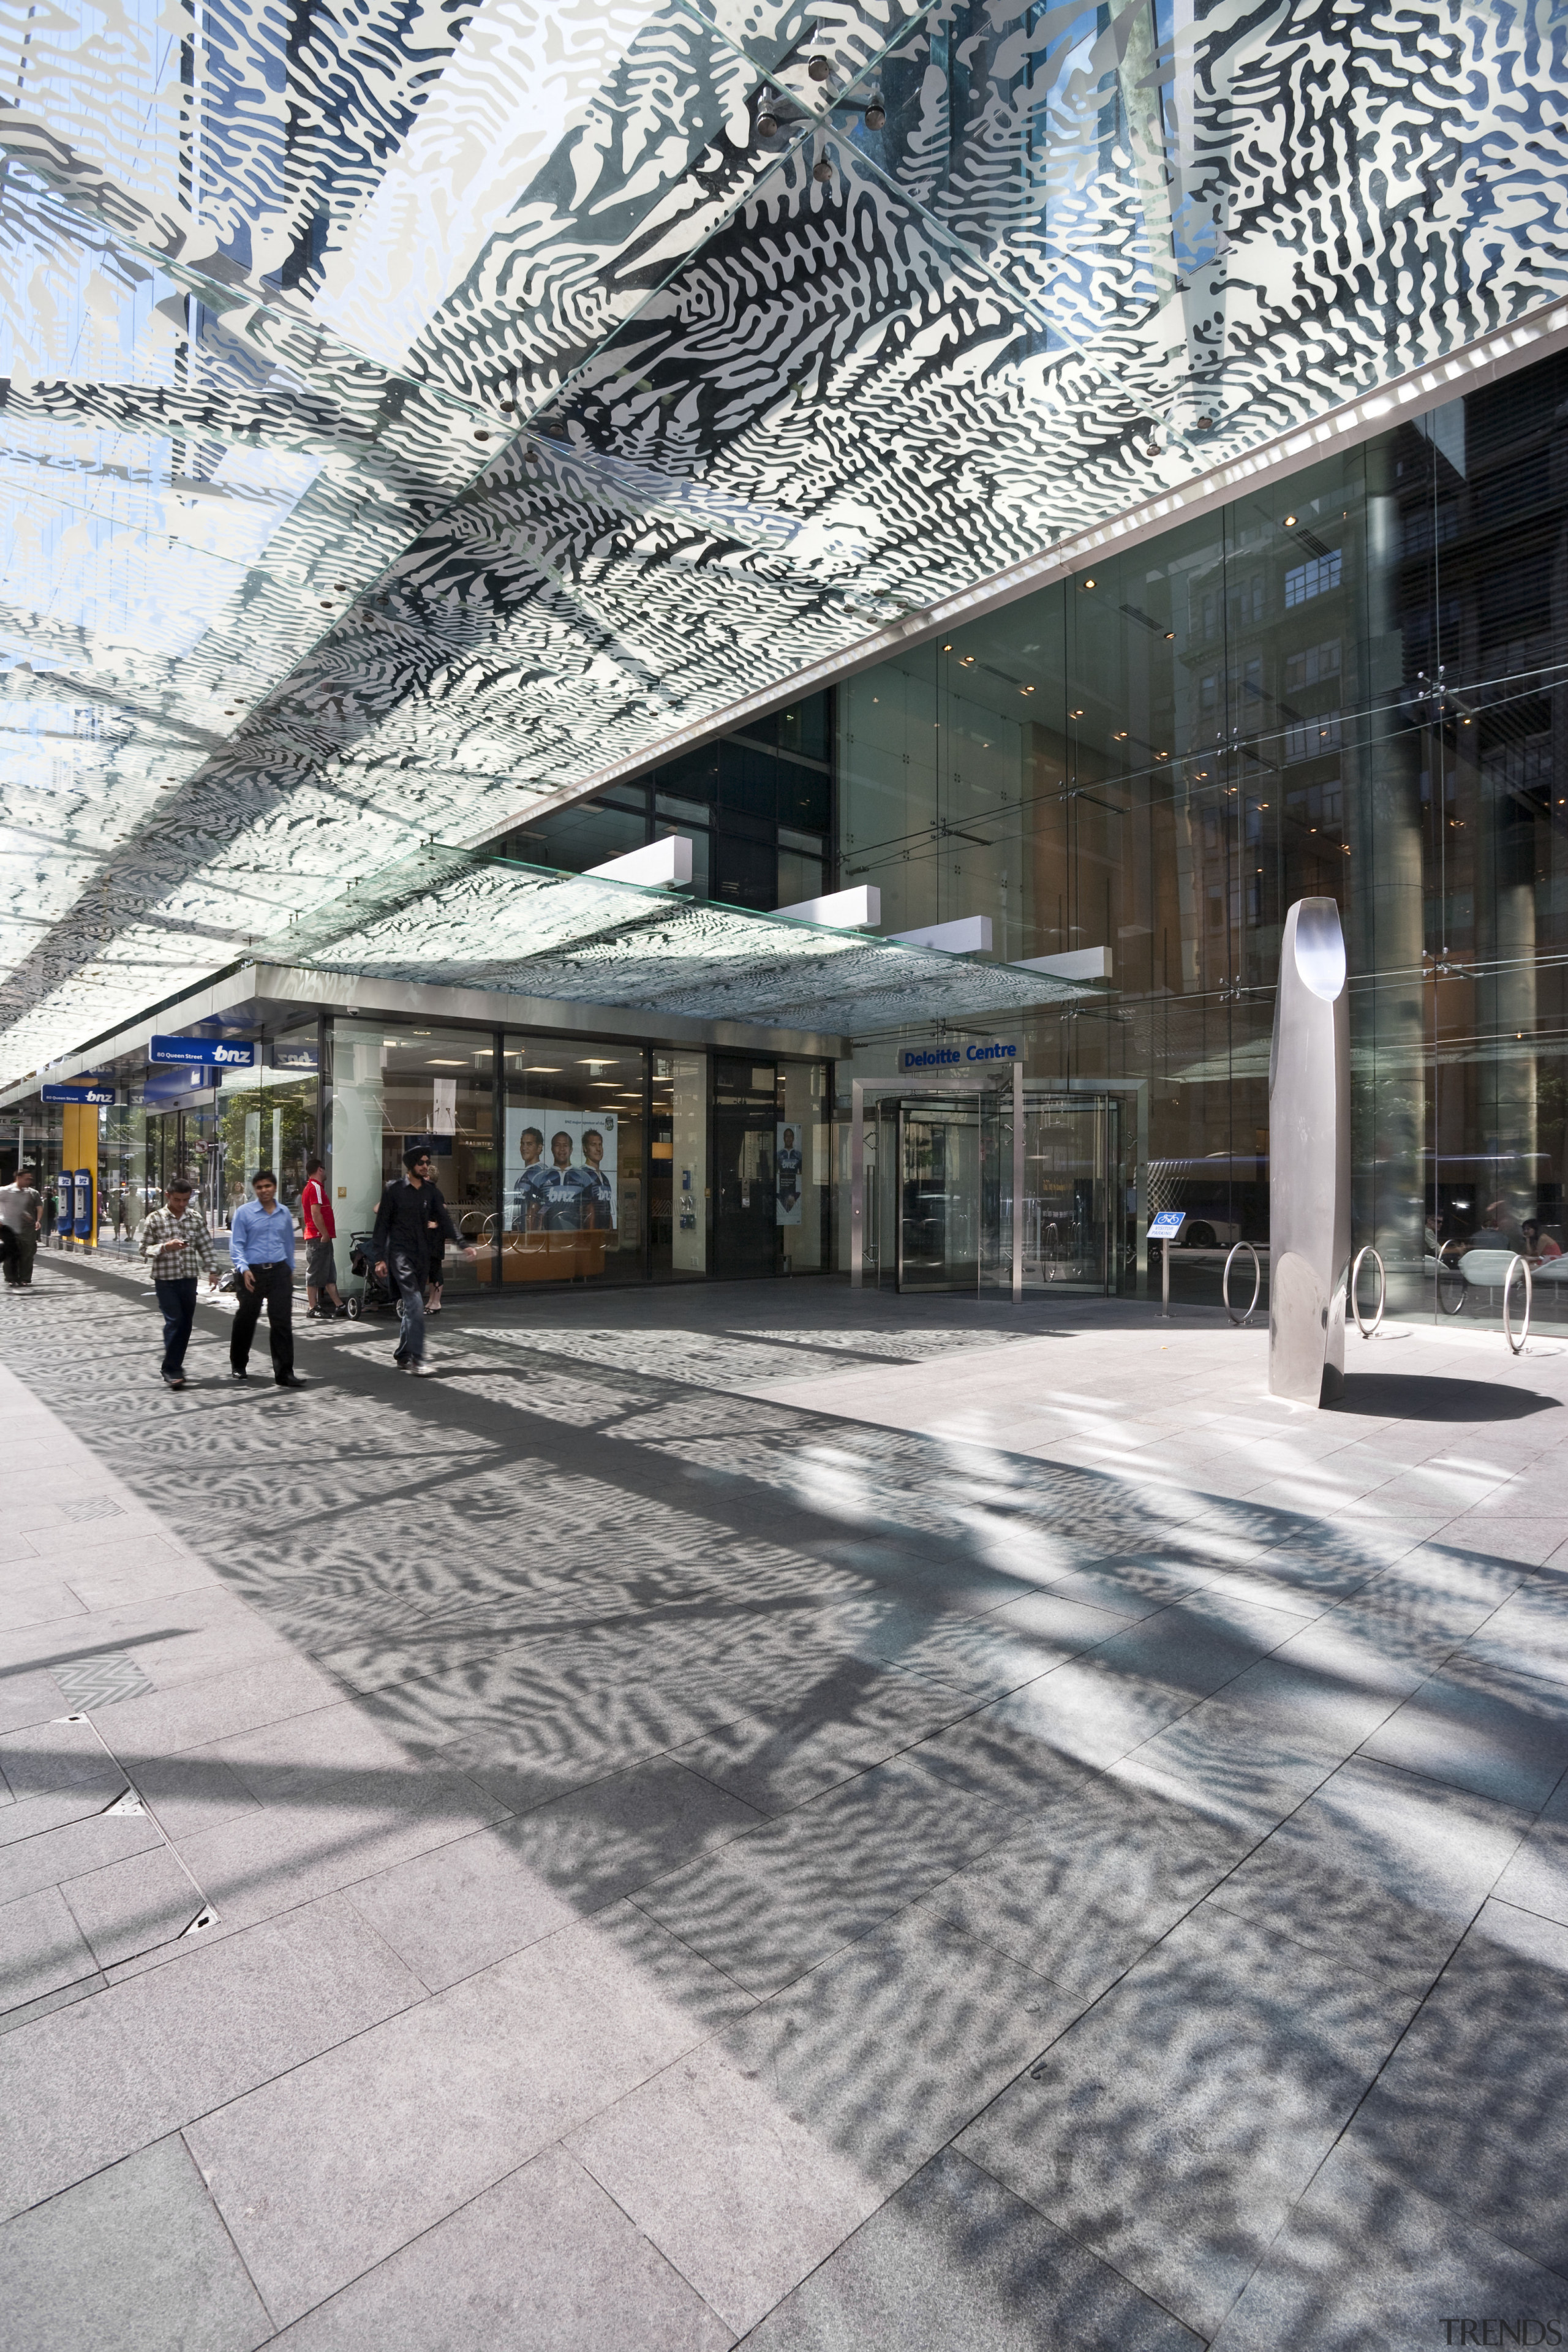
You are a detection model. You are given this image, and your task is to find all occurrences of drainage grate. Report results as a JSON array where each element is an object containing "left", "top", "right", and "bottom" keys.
[
  {"left": 58, "top": 1496, "right": 126, "bottom": 1525},
  {"left": 53, "top": 1653, "right": 154, "bottom": 1709}
]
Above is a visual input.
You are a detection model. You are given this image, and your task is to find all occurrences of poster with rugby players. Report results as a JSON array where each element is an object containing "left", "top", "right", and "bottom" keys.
[{"left": 505, "top": 1111, "right": 617, "bottom": 1232}]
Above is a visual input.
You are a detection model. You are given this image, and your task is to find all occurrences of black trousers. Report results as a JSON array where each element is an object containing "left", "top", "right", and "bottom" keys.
[
  {"left": 230, "top": 1261, "right": 295, "bottom": 1379},
  {"left": 154, "top": 1276, "right": 197, "bottom": 1378}
]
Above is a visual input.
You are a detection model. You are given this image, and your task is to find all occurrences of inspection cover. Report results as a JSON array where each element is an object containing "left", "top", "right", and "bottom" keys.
[{"left": 53, "top": 1654, "right": 155, "bottom": 1709}]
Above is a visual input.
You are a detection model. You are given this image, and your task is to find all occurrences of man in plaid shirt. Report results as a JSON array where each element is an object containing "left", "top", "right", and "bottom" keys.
[{"left": 134, "top": 1176, "right": 219, "bottom": 1389}]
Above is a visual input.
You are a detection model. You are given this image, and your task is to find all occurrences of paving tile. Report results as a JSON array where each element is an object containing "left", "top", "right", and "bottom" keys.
[
  {"left": 1493, "top": 1774, "right": 1568, "bottom": 1929},
  {"left": 1359, "top": 1653, "right": 1568, "bottom": 1809},
  {"left": 1464, "top": 1579, "right": 1568, "bottom": 1688},
  {"left": 964, "top": 1652, "right": 1200, "bottom": 1773},
  {"left": 0, "top": 2135, "right": 271, "bottom": 2352},
  {"left": 0, "top": 1667, "right": 70, "bottom": 1739},
  {"left": 1341, "top": 1904, "right": 1568, "bottom": 2275},
  {"left": 91, "top": 1651, "right": 346, "bottom": 1765},
  {"left": 0, "top": 1883, "right": 100, "bottom": 2013},
  {"left": 344, "top": 1823, "right": 581, "bottom": 1991},
  {"left": 673, "top": 1666, "right": 970, "bottom": 1816},
  {"left": 570, "top": 1910, "right": 1065, "bottom": 2335},
  {"left": 633, "top": 1754, "right": 1022, "bottom": 1994},
  {"left": 745, "top": 2149, "right": 1202, "bottom": 2352},
  {"left": 132, "top": 1751, "right": 263, "bottom": 1842},
  {"left": 175, "top": 1768, "right": 508, "bottom": 1934},
  {"left": 0, "top": 1891, "right": 424, "bottom": 2218},
  {"left": 919, "top": 1771, "right": 1253, "bottom": 2001},
  {"left": 956, "top": 1903, "right": 1425, "bottom": 2338},
  {"left": 61, "top": 1842, "right": 208, "bottom": 1967},
  {"left": 0, "top": 1762, "right": 135, "bottom": 1850},
  {"left": 0, "top": 1583, "right": 84, "bottom": 1634},
  {"left": 1204, "top": 1756, "right": 1533, "bottom": 1989},
  {"left": 269, "top": 2143, "right": 733, "bottom": 2350},
  {"left": 1208, "top": 2135, "right": 1568, "bottom": 2350},
  {"left": 186, "top": 1907, "right": 751, "bottom": 2326},
  {"left": 0, "top": 1803, "right": 164, "bottom": 1908}
]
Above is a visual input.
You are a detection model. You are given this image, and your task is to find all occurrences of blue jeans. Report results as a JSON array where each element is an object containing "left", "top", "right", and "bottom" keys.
[
  {"left": 390, "top": 1250, "right": 426, "bottom": 1364},
  {"left": 154, "top": 1276, "right": 197, "bottom": 1378}
]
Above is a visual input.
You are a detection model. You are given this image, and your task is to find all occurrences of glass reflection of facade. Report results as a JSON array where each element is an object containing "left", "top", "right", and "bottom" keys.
[{"left": 838, "top": 345, "right": 1568, "bottom": 1318}]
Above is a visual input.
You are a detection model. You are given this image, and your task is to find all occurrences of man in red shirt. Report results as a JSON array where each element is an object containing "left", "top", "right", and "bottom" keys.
[{"left": 301, "top": 1156, "right": 347, "bottom": 1319}]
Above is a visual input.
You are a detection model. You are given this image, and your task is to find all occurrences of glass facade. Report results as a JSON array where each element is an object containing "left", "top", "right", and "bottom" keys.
[
  {"left": 839, "top": 345, "right": 1568, "bottom": 1321},
  {"left": 492, "top": 695, "right": 834, "bottom": 916}
]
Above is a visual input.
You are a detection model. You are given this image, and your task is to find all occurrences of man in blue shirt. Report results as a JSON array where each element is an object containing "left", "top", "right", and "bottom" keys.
[{"left": 229, "top": 1168, "right": 306, "bottom": 1388}]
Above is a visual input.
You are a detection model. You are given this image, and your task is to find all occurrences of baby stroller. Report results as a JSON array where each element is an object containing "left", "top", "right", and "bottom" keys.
[{"left": 345, "top": 1233, "right": 399, "bottom": 1319}]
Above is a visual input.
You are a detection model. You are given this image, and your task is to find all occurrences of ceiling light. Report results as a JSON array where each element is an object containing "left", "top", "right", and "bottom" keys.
[
  {"left": 1020, "top": 685, "right": 1035, "bottom": 695},
  {"left": 1164, "top": 631, "right": 1175, "bottom": 641},
  {"left": 942, "top": 643, "right": 952, "bottom": 652},
  {"left": 1082, "top": 577, "right": 1096, "bottom": 589},
  {"left": 1114, "top": 731, "right": 1127, "bottom": 741},
  {"left": 1070, "top": 707, "right": 1084, "bottom": 718},
  {"left": 1283, "top": 513, "right": 1297, "bottom": 526}
]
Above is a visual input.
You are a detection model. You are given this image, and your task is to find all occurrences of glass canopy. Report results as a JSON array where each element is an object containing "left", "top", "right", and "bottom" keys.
[
  {"left": 2, "top": 0, "right": 1566, "bottom": 1078},
  {"left": 279, "top": 847, "right": 1084, "bottom": 1035}
]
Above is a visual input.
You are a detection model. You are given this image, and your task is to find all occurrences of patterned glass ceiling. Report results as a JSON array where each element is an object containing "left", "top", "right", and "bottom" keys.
[
  {"left": 278, "top": 846, "right": 1084, "bottom": 1033},
  {"left": 2, "top": 0, "right": 1567, "bottom": 1082}
]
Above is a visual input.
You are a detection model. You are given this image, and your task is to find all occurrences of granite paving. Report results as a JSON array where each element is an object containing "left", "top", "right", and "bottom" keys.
[{"left": 4, "top": 1259, "right": 1568, "bottom": 2344}]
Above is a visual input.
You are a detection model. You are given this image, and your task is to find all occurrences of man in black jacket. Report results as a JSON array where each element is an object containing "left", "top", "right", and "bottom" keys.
[{"left": 371, "top": 1148, "right": 475, "bottom": 1374}]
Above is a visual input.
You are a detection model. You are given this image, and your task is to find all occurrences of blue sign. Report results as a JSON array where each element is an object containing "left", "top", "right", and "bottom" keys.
[
  {"left": 73, "top": 1167, "right": 92, "bottom": 1240},
  {"left": 150, "top": 1034, "right": 255, "bottom": 1068},
  {"left": 1148, "top": 1210, "right": 1186, "bottom": 1239},
  {"left": 42, "top": 1084, "right": 115, "bottom": 1104},
  {"left": 145, "top": 1065, "right": 214, "bottom": 1102},
  {"left": 899, "top": 1041, "right": 1019, "bottom": 1072}
]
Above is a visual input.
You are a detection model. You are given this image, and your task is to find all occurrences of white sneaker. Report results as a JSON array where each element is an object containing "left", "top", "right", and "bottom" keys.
[{"left": 413, "top": 1357, "right": 435, "bottom": 1376}]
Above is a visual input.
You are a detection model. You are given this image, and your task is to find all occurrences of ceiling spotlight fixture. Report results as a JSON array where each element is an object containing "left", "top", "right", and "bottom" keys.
[
  {"left": 865, "top": 99, "right": 886, "bottom": 127},
  {"left": 1020, "top": 684, "right": 1035, "bottom": 695},
  {"left": 1114, "top": 730, "right": 1128, "bottom": 741},
  {"left": 1164, "top": 631, "right": 1175, "bottom": 641},
  {"left": 1082, "top": 576, "right": 1096, "bottom": 589},
  {"left": 942, "top": 642, "right": 953, "bottom": 652},
  {"left": 1070, "top": 707, "right": 1084, "bottom": 718},
  {"left": 813, "top": 158, "right": 833, "bottom": 182},
  {"left": 1283, "top": 513, "right": 1297, "bottom": 526},
  {"left": 809, "top": 54, "right": 831, "bottom": 80}
]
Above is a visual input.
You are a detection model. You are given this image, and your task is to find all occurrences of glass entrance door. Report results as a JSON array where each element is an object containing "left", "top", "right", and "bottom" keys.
[
  {"left": 1022, "top": 1095, "right": 1125, "bottom": 1294},
  {"left": 897, "top": 1100, "right": 981, "bottom": 1291}
]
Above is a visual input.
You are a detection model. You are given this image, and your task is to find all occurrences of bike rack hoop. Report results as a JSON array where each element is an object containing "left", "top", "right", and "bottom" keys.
[
  {"left": 1223, "top": 1240, "right": 1262, "bottom": 1325},
  {"left": 1504, "top": 1254, "right": 1533, "bottom": 1356},
  {"left": 1351, "top": 1245, "right": 1385, "bottom": 1340}
]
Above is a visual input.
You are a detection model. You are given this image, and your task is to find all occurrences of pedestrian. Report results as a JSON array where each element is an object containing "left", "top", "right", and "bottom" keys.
[
  {"left": 371, "top": 1146, "right": 476, "bottom": 1374},
  {"left": 0, "top": 1164, "right": 42, "bottom": 1288},
  {"left": 41, "top": 1182, "right": 58, "bottom": 1246},
  {"left": 229, "top": 1168, "right": 307, "bottom": 1389},
  {"left": 134, "top": 1176, "right": 219, "bottom": 1387},
  {"left": 301, "top": 1155, "right": 347, "bottom": 1319}
]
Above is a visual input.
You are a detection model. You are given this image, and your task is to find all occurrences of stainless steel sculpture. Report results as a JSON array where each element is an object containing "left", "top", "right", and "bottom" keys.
[{"left": 1269, "top": 899, "right": 1351, "bottom": 1406}]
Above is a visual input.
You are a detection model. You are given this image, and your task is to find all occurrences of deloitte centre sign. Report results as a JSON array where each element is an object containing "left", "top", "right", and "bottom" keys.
[{"left": 898, "top": 1041, "right": 1020, "bottom": 1074}]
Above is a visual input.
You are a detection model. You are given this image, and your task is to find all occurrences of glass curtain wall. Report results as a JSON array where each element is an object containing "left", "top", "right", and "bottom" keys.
[
  {"left": 492, "top": 693, "right": 834, "bottom": 916},
  {"left": 839, "top": 345, "right": 1568, "bottom": 1322},
  {"left": 330, "top": 1023, "right": 494, "bottom": 1297},
  {"left": 650, "top": 1050, "right": 708, "bottom": 1279},
  {"left": 501, "top": 1036, "right": 645, "bottom": 1286}
]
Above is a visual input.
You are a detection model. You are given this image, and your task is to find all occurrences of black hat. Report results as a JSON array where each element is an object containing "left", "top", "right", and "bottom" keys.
[{"left": 402, "top": 1145, "right": 432, "bottom": 1170}]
